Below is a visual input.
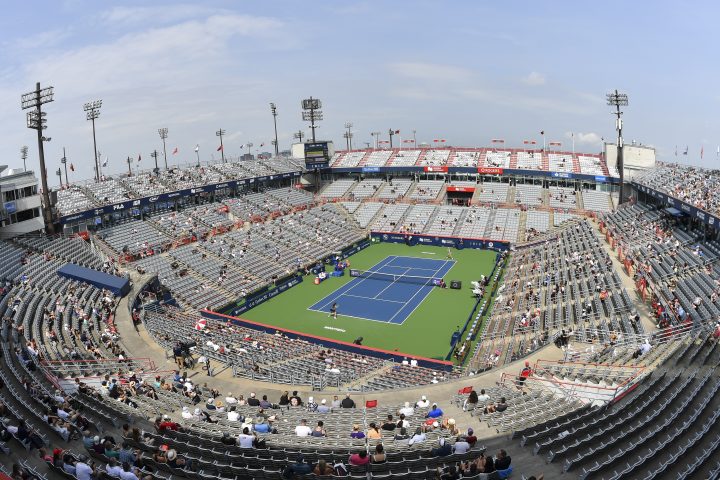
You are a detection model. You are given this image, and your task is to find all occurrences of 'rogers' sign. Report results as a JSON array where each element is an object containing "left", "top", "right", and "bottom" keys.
[{"left": 477, "top": 167, "right": 503, "bottom": 175}]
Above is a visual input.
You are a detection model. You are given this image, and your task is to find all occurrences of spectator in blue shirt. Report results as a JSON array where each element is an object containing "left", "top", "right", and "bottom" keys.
[{"left": 426, "top": 403, "right": 443, "bottom": 419}]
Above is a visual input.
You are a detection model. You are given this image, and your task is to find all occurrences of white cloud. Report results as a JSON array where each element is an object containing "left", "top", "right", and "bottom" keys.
[
  {"left": 387, "top": 62, "right": 473, "bottom": 82},
  {"left": 567, "top": 131, "right": 603, "bottom": 145},
  {"left": 522, "top": 71, "right": 545, "bottom": 86}
]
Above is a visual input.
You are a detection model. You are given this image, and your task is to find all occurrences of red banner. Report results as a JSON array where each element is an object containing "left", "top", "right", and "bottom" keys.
[
  {"left": 447, "top": 186, "right": 476, "bottom": 193},
  {"left": 477, "top": 167, "right": 504, "bottom": 175},
  {"left": 424, "top": 165, "right": 448, "bottom": 173}
]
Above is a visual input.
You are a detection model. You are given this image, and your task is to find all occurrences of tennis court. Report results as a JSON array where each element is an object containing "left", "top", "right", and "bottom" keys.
[{"left": 308, "top": 255, "right": 455, "bottom": 324}]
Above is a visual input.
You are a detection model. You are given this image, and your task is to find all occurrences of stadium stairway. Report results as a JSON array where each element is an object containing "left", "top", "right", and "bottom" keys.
[
  {"left": 590, "top": 220, "right": 657, "bottom": 333},
  {"left": 506, "top": 185, "right": 516, "bottom": 204},
  {"left": 576, "top": 191, "right": 585, "bottom": 210},
  {"left": 516, "top": 211, "right": 528, "bottom": 242}
]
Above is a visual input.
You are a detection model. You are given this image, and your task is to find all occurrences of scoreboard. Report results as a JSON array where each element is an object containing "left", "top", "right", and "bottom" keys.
[{"left": 304, "top": 141, "right": 331, "bottom": 169}]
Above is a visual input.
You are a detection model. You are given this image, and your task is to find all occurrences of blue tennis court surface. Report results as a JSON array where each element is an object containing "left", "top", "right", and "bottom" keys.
[{"left": 308, "top": 255, "right": 455, "bottom": 324}]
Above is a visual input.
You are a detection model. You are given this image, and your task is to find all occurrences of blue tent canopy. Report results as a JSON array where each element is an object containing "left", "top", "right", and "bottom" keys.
[{"left": 57, "top": 264, "right": 130, "bottom": 296}]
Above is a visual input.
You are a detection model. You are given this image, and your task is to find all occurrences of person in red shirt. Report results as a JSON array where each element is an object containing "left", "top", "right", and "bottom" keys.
[
  {"left": 155, "top": 415, "right": 180, "bottom": 432},
  {"left": 517, "top": 361, "right": 532, "bottom": 388},
  {"left": 349, "top": 450, "right": 370, "bottom": 466}
]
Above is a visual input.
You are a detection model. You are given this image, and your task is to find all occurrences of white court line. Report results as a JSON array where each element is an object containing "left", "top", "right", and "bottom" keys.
[
  {"left": 373, "top": 267, "right": 412, "bottom": 299},
  {"left": 387, "top": 258, "right": 455, "bottom": 324},
  {"left": 313, "top": 255, "right": 397, "bottom": 311},
  {"left": 343, "top": 293, "right": 406, "bottom": 304}
]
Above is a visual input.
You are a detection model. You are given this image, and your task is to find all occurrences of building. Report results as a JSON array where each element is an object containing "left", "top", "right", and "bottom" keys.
[{"left": 0, "top": 165, "right": 44, "bottom": 235}]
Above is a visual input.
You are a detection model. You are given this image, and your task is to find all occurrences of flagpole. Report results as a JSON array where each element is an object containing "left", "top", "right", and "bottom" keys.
[{"left": 571, "top": 133, "right": 575, "bottom": 156}]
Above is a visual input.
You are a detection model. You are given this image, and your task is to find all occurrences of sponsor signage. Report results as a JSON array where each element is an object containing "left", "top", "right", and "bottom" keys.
[
  {"left": 478, "top": 167, "right": 504, "bottom": 175},
  {"left": 370, "top": 231, "right": 509, "bottom": 252},
  {"left": 446, "top": 186, "right": 476, "bottom": 193},
  {"left": 227, "top": 276, "right": 303, "bottom": 316},
  {"left": 362, "top": 166, "right": 381, "bottom": 173},
  {"left": 551, "top": 172, "right": 572, "bottom": 179},
  {"left": 424, "top": 165, "right": 448, "bottom": 173}
]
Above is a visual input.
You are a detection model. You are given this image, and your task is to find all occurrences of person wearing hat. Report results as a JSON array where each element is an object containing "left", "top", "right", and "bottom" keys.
[
  {"left": 165, "top": 449, "right": 190, "bottom": 470},
  {"left": 306, "top": 396, "right": 318, "bottom": 412},
  {"left": 254, "top": 415, "right": 270, "bottom": 434},
  {"left": 317, "top": 398, "right": 331, "bottom": 413},
  {"left": 416, "top": 395, "right": 430, "bottom": 408},
  {"left": 431, "top": 437, "right": 452, "bottom": 457},
  {"left": 74, "top": 454, "right": 95, "bottom": 480},
  {"left": 464, "top": 428, "right": 477, "bottom": 447},
  {"left": 247, "top": 392, "right": 260, "bottom": 407},
  {"left": 91, "top": 435, "right": 105, "bottom": 454},
  {"left": 206, "top": 398, "right": 216, "bottom": 410},
  {"left": 443, "top": 418, "right": 459, "bottom": 436},
  {"left": 399, "top": 401, "right": 414, "bottom": 417}
]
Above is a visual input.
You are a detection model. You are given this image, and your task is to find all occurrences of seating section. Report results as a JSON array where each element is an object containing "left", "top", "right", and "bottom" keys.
[
  {"left": 548, "top": 154, "right": 573, "bottom": 173},
  {"left": 484, "top": 151, "right": 511, "bottom": 168},
  {"left": 320, "top": 179, "right": 356, "bottom": 199},
  {"left": 476, "top": 182, "right": 509, "bottom": 204},
  {"left": 392, "top": 150, "right": 422, "bottom": 167},
  {"left": 578, "top": 155, "right": 606, "bottom": 175},
  {"left": 517, "top": 152, "right": 543, "bottom": 170},
  {"left": 350, "top": 178, "right": 384, "bottom": 199},
  {"left": 581, "top": 189, "right": 613, "bottom": 212},
  {"left": 410, "top": 180, "right": 445, "bottom": 201},
  {"left": 515, "top": 184, "right": 544, "bottom": 206},
  {"left": 377, "top": 178, "right": 413, "bottom": 200},
  {"left": 419, "top": 150, "right": 450, "bottom": 166},
  {"left": 548, "top": 186, "right": 576, "bottom": 209}
]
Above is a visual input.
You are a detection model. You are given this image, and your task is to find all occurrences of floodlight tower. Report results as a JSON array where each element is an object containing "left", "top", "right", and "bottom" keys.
[
  {"left": 294, "top": 131, "right": 305, "bottom": 143},
  {"left": 301, "top": 97, "right": 323, "bottom": 143},
  {"left": 344, "top": 122, "right": 354, "bottom": 151},
  {"left": 21, "top": 82, "right": 55, "bottom": 234},
  {"left": 270, "top": 103, "right": 279, "bottom": 157},
  {"left": 194, "top": 144, "right": 200, "bottom": 167},
  {"left": 388, "top": 129, "right": 396, "bottom": 148},
  {"left": 607, "top": 90, "right": 629, "bottom": 204},
  {"left": 84, "top": 99, "right": 102, "bottom": 182},
  {"left": 158, "top": 128, "right": 169, "bottom": 169},
  {"left": 371, "top": 132, "right": 381, "bottom": 149},
  {"left": 20, "top": 146, "right": 28, "bottom": 171},
  {"left": 216, "top": 128, "right": 226, "bottom": 163},
  {"left": 60, "top": 147, "right": 69, "bottom": 187}
]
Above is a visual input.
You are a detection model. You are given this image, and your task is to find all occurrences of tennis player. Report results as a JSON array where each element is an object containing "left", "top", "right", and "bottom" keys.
[
  {"left": 329, "top": 302, "right": 338, "bottom": 319},
  {"left": 446, "top": 247, "right": 454, "bottom": 260}
]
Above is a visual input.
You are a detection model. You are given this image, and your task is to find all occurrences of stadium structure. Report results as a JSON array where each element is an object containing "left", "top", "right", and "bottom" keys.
[{"left": 2, "top": 96, "right": 720, "bottom": 480}]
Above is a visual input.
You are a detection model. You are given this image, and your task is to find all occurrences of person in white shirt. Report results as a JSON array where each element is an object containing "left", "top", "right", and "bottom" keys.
[
  {"left": 416, "top": 395, "right": 430, "bottom": 408},
  {"left": 410, "top": 358, "right": 418, "bottom": 367},
  {"left": 74, "top": 456, "right": 94, "bottom": 480},
  {"left": 476, "top": 389, "right": 490, "bottom": 404},
  {"left": 238, "top": 427, "right": 255, "bottom": 448},
  {"left": 225, "top": 392, "right": 238, "bottom": 404},
  {"left": 408, "top": 427, "right": 427, "bottom": 446},
  {"left": 181, "top": 406, "right": 193, "bottom": 420},
  {"left": 399, "top": 402, "right": 415, "bottom": 417},
  {"left": 227, "top": 407, "right": 240, "bottom": 422},
  {"left": 295, "top": 419, "right": 312, "bottom": 437}
]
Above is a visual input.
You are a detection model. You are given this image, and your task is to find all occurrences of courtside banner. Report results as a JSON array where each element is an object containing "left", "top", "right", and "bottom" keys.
[
  {"left": 424, "top": 165, "right": 448, "bottom": 173},
  {"left": 370, "top": 231, "right": 510, "bottom": 252},
  {"left": 477, "top": 167, "right": 504, "bottom": 175},
  {"left": 446, "top": 186, "right": 476, "bottom": 193}
]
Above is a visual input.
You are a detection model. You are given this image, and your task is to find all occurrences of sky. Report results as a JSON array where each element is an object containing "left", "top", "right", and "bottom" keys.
[{"left": 2, "top": 0, "right": 719, "bottom": 186}]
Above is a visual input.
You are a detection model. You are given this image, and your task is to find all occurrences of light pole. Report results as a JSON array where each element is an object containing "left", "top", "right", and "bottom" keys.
[
  {"left": 158, "top": 128, "right": 168, "bottom": 170},
  {"left": 294, "top": 130, "right": 304, "bottom": 144},
  {"left": 21, "top": 82, "right": 55, "bottom": 234},
  {"left": 126, "top": 156, "right": 132, "bottom": 176},
  {"left": 371, "top": 131, "right": 381, "bottom": 149},
  {"left": 343, "top": 122, "right": 354, "bottom": 151},
  {"left": 84, "top": 99, "right": 102, "bottom": 183},
  {"left": 246, "top": 143, "right": 253, "bottom": 158},
  {"left": 270, "top": 103, "right": 279, "bottom": 157},
  {"left": 150, "top": 150, "right": 160, "bottom": 174},
  {"left": 301, "top": 97, "right": 323, "bottom": 143},
  {"left": 56, "top": 167, "right": 62, "bottom": 188},
  {"left": 607, "top": 89, "right": 629, "bottom": 204},
  {"left": 20, "top": 146, "right": 28, "bottom": 171},
  {"left": 412, "top": 129, "right": 417, "bottom": 148},
  {"left": 61, "top": 147, "right": 69, "bottom": 187},
  {"left": 216, "top": 128, "right": 226, "bottom": 163},
  {"left": 388, "top": 129, "right": 396, "bottom": 148},
  {"left": 194, "top": 144, "right": 200, "bottom": 167}
]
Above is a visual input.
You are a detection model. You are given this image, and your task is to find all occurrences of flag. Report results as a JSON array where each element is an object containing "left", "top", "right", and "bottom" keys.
[
  {"left": 403, "top": 139, "right": 414, "bottom": 143},
  {"left": 137, "top": 154, "right": 141, "bottom": 162},
  {"left": 683, "top": 146, "right": 688, "bottom": 155},
  {"left": 674, "top": 145, "right": 677, "bottom": 157},
  {"left": 194, "top": 318, "right": 207, "bottom": 331},
  {"left": 523, "top": 140, "right": 537, "bottom": 145},
  {"left": 701, "top": 145, "right": 704, "bottom": 159},
  {"left": 491, "top": 139, "right": 505, "bottom": 144},
  {"left": 549, "top": 141, "right": 562, "bottom": 146},
  {"left": 69, "top": 163, "right": 74, "bottom": 172},
  {"left": 239, "top": 144, "right": 244, "bottom": 149},
  {"left": 102, "top": 157, "right": 108, "bottom": 167},
  {"left": 172, "top": 147, "right": 178, "bottom": 155},
  {"left": 194, "top": 145, "right": 199, "bottom": 152},
  {"left": 217, "top": 145, "right": 223, "bottom": 152},
  {"left": 540, "top": 130, "right": 545, "bottom": 135},
  {"left": 395, "top": 130, "right": 400, "bottom": 134},
  {"left": 260, "top": 143, "right": 265, "bottom": 147}
]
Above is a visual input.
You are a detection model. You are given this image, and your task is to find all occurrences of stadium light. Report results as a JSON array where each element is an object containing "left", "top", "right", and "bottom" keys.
[
  {"left": 150, "top": 149, "right": 160, "bottom": 174},
  {"left": 294, "top": 130, "right": 305, "bottom": 144},
  {"left": 388, "top": 129, "right": 396, "bottom": 148},
  {"left": 194, "top": 144, "right": 200, "bottom": 167},
  {"left": 344, "top": 122, "right": 354, "bottom": 151},
  {"left": 21, "top": 82, "right": 55, "bottom": 234},
  {"left": 270, "top": 103, "right": 279, "bottom": 157},
  {"left": 158, "top": 128, "right": 169, "bottom": 170},
  {"left": 20, "top": 145, "right": 28, "bottom": 171},
  {"left": 246, "top": 142, "right": 254, "bottom": 158},
  {"left": 60, "top": 147, "right": 69, "bottom": 187},
  {"left": 607, "top": 89, "right": 629, "bottom": 204},
  {"left": 371, "top": 132, "right": 381, "bottom": 149},
  {"left": 84, "top": 99, "right": 102, "bottom": 182},
  {"left": 216, "top": 128, "right": 226, "bottom": 163},
  {"left": 301, "top": 97, "right": 322, "bottom": 142}
]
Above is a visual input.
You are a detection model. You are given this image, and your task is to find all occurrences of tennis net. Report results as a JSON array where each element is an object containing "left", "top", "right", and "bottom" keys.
[{"left": 349, "top": 269, "right": 442, "bottom": 286}]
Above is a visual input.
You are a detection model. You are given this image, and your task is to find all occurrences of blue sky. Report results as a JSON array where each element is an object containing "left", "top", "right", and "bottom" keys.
[{"left": 2, "top": 0, "right": 718, "bottom": 184}]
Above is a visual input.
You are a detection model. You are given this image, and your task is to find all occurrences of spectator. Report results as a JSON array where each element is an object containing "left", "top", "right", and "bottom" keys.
[
  {"left": 416, "top": 395, "right": 430, "bottom": 408},
  {"left": 247, "top": 392, "right": 260, "bottom": 407},
  {"left": 381, "top": 414, "right": 396, "bottom": 431},
  {"left": 463, "top": 390, "right": 479, "bottom": 411},
  {"left": 306, "top": 396, "right": 318, "bottom": 412},
  {"left": 295, "top": 419, "right": 312, "bottom": 437},
  {"left": 371, "top": 444, "right": 387, "bottom": 464},
  {"left": 120, "top": 462, "right": 139, "bottom": 480},
  {"left": 453, "top": 436, "right": 471, "bottom": 454},
  {"left": 74, "top": 454, "right": 95, "bottom": 480},
  {"left": 278, "top": 391, "right": 290, "bottom": 406},
  {"left": 495, "top": 449, "right": 512, "bottom": 470},
  {"left": 341, "top": 393, "right": 356, "bottom": 408},
  {"left": 106, "top": 458, "right": 123, "bottom": 478},
  {"left": 289, "top": 391, "right": 303, "bottom": 406},
  {"left": 517, "top": 361, "right": 532, "bottom": 388},
  {"left": 431, "top": 437, "right": 452, "bottom": 457},
  {"left": 313, "top": 459, "right": 334, "bottom": 476},
  {"left": 284, "top": 454, "right": 312, "bottom": 478},
  {"left": 426, "top": 403, "right": 443, "bottom": 418},
  {"left": 259, "top": 394, "right": 272, "bottom": 409},
  {"left": 408, "top": 427, "right": 427, "bottom": 446},
  {"left": 367, "top": 422, "right": 382, "bottom": 439},
  {"left": 484, "top": 397, "right": 508, "bottom": 414},
  {"left": 331, "top": 395, "right": 341, "bottom": 408},
  {"left": 464, "top": 428, "right": 477, "bottom": 447},
  {"left": 349, "top": 450, "right": 370, "bottom": 466},
  {"left": 350, "top": 424, "right": 365, "bottom": 439},
  {"left": 311, "top": 420, "right": 327, "bottom": 437},
  {"left": 238, "top": 427, "right": 255, "bottom": 448},
  {"left": 317, "top": 398, "right": 332, "bottom": 413},
  {"left": 399, "top": 401, "right": 415, "bottom": 417}
]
